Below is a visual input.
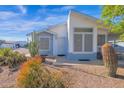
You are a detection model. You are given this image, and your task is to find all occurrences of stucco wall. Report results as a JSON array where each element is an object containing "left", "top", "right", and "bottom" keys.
[
  {"left": 68, "top": 11, "right": 98, "bottom": 55},
  {"left": 49, "top": 24, "right": 68, "bottom": 55},
  {"left": 50, "top": 24, "right": 67, "bottom": 38}
]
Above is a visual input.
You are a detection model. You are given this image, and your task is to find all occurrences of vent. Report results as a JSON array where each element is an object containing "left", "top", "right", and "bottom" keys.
[
  {"left": 78, "top": 59, "right": 90, "bottom": 61},
  {"left": 57, "top": 54, "right": 66, "bottom": 56}
]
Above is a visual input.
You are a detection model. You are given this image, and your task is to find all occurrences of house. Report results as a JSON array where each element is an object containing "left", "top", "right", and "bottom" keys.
[
  {"left": 0, "top": 41, "right": 27, "bottom": 49},
  {"left": 27, "top": 10, "right": 114, "bottom": 61},
  {"left": 0, "top": 41, "right": 16, "bottom": 49}
]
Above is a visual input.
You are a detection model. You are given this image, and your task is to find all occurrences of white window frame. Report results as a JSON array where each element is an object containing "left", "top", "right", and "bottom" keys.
[
  {"left": 73, "top": 31, "right": 93, "bottom": 54},
  {"left": 39, "top": 36, "right": 50, "bottom": 51}
]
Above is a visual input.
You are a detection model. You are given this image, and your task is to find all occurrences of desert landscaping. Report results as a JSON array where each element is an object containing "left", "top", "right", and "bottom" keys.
[{"left": 1, "top": 57, "right": 124, "bottom": 88}]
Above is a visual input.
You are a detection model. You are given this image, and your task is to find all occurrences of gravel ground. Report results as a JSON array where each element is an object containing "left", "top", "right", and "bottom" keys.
[
  {"left": 1, "top": 62, "right": 124, "bottom": 88},
  {"left": 0, "top": 66, "right": 18, "bottom": 88},
  {"left": 54, "top": 64, "right": 124, "bottom": 88}
]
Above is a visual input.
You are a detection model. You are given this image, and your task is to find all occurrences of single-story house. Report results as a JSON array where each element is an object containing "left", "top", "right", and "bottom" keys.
[
  {"left": 27, "top": 10, "right": 118, "bottom": 61},
  {"left": 0, "top": 41, "right": 16, "bottom": 49},
  {"left": 0, "top": 41, "right": 27, "bottom": 49}
]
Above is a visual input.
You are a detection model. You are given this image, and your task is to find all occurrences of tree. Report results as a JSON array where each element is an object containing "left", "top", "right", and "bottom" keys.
[{"left": 101, "top": 5, "right": 124, "bottom": 40}]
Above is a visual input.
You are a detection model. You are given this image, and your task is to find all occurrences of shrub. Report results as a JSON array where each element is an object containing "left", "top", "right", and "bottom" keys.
[
  {"left": 7, "top": 52, "right": 27, "bottom": 68},
  {"left": 101, "top": 43, "right": 118, "bottom": 77},
  {"left": 0, "top": 56, "right": 7, "bottom": 66},
  {"left": 0, "top": 48, "right": 27, "bottom": 68},
  {"left": 17, "top": 56, "right": 65, "bottom": 88},
  {"left": 0, "top": 48, "right": 12, "bottom": 57},
  {"left": 28, "top": 41, "right": 39, "bottom": 57}
]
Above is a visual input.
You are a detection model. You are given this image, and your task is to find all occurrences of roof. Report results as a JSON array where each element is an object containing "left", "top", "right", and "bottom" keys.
[
  {"left": 37, "top": 30, "right": 57, "bottom": 35},
  {"left": 27, "top": 23, "right": 66, "bottom": 36},
  {"left": 27, "top": 10, "right": 100, "bottom": 36}
]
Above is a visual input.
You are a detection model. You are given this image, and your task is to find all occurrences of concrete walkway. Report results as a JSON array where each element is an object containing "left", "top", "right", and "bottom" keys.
[{"left": 45, "top": 56, "right": 124, "bottom": 68}]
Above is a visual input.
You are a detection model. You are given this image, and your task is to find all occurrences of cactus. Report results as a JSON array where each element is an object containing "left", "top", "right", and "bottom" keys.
[{"left": 101, "top": 43, "right": 118, "bottom": 77}]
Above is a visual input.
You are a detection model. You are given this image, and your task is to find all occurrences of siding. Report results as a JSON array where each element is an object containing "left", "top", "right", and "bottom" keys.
[
  {"left": 57, "top": 37, "right": 68, "bottom": 55},
  {"left": 67, "top": 11, "right": 97, "bottom": 60},
  {"left": 67, "top": 53, "right": 97, "bottom": 60},
  {"left": 37, "top": 32, "right": 53, "bottom": 56}
]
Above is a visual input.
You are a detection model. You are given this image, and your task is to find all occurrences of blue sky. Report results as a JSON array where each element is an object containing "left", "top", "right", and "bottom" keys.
[{"left": 0, "top": 5, "right": 102, "bottom": 41}]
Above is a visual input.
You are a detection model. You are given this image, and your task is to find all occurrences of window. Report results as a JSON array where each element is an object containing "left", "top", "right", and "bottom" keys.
[
  {"left": 73, "top": 28, "right": 93, "bottom": 53},
  {"left": 98, "top": 35, "right": 105, "bottom": 46},
  {"left": 39, "top": 37, "right": 50, "bottom": 50},
  {"left": 84, "top": 34, "right": 93, "bottom": 52},
  {"left": 74, "top": 28, "right": 93, "bottom": 32},
  {"left": 74, "top": 34, "right": 83, "bottom": 52}
]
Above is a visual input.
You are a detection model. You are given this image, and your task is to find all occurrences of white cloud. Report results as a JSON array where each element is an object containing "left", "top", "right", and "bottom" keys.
[
  {"left": 0, "top": 11, "right": 19, "bottom": 20},
  {"left": 0, "top": 14, "right": 67, "bottom": 36},
  {"left": 17, "top": 5, "right": 27, "bottom": 14},
  {"left": 61, "top": 6, "right": 75, "bottom": 11},
  {"left": 45, "top": 15, "right": 67, "bottom": 23},
  {"left": 38, "top": 5, "right": 76, "bottom": 15},
  {"left": 0, "top": 14, "right": 67, "bottom": 32},
  {"left": 0, "top": 7, "right": 67, "bottom": 41}
]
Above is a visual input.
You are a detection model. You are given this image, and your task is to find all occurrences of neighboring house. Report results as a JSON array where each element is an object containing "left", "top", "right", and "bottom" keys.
[
  {"left": 0, "top": 41, "right": 16, "bottom": 49},
  {"left": 0, "top": 41, "right": 27, "bottom": 49},
  {"left": 15, "top": 41, "right": 27, "bottom": 48},
  {"left": 27, "top": 10, "right": 116, "bottom": 61}
]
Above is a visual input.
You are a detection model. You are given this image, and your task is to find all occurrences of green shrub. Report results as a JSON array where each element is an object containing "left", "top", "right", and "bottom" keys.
[
  {"left": 7, "top": 52, "right": 27, "bottom": 68},
  {"left": 0, "top": 48, "right": 27, "bottom": 68},
  {"left": 0, "top": 56, "right": 7, "bottom": 66},
  {"left": 28, "top": 41, "right": 39, "bottom": 57},
  {"left": 0, "top": 48, "right": 12, "bottom": 57},
  {"left": 17, "top": 57, "right": 65, "bottom": 88}
]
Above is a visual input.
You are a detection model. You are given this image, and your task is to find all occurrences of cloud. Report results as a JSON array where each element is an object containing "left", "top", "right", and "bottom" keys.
[
  {"left": 0, "top": 14, "right": 67, "bottom": 34},
  {"left": 61, "top": 6, "right": 75, "bottom": 11},
  {"left": 38, "top": 5, "right": 76, "bottom": 15},
  {"left": 45, "top": 15, "right": 67, "bottom": 24},
  {"left": 0, "top": 6, "right": 68, "bottom": 41},
  {"left": 0, "top": 11, "right": 19, "bottom": 20},
  {"left": 17, "top": 5, "right": 27, "bottom": 14}
]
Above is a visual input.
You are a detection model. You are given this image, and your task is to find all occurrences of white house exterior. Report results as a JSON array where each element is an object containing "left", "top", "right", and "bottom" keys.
[{"left": 27, "top": 10, "right": 108, "bottom": 60}]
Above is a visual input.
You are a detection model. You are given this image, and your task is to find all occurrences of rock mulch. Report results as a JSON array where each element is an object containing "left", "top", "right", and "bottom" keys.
[
  {"left": 57, "top": 64, "right": 124, "bottom": 88},
  {"left": 0, "top": 66, "right": 18, "bottom": 88},
  {"left": 1, "top": 63, "right": 124, "bottom": 88}
]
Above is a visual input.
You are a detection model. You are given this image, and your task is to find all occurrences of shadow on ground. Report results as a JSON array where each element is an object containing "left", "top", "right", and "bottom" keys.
[{"left": 116, "top": 74, "right": 124, "bottom": 80}]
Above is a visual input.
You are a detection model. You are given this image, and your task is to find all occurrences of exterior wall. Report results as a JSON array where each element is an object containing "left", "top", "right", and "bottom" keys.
[
  {"left": 50, "top": 24, "right": 67, "bottom": 38},
  {"left": 67, "top": 53, "right": 97, "bottom": 60},
  {"left": 36, "top": 32, "right": 53, "bottom": 56},
  {"left": 49, "top": 24, "right": 68, "bottom": 55},
  {"left": 67, "top": 11, "right": 98, "bottom": 60},
  {"left": 56, "top": 37, "right": 68, "bottom": 55}
]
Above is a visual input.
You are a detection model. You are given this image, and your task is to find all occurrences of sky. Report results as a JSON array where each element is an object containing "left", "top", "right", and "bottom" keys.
[{"left": 0, "top": 5, "right": 102, "bottom": 41}]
